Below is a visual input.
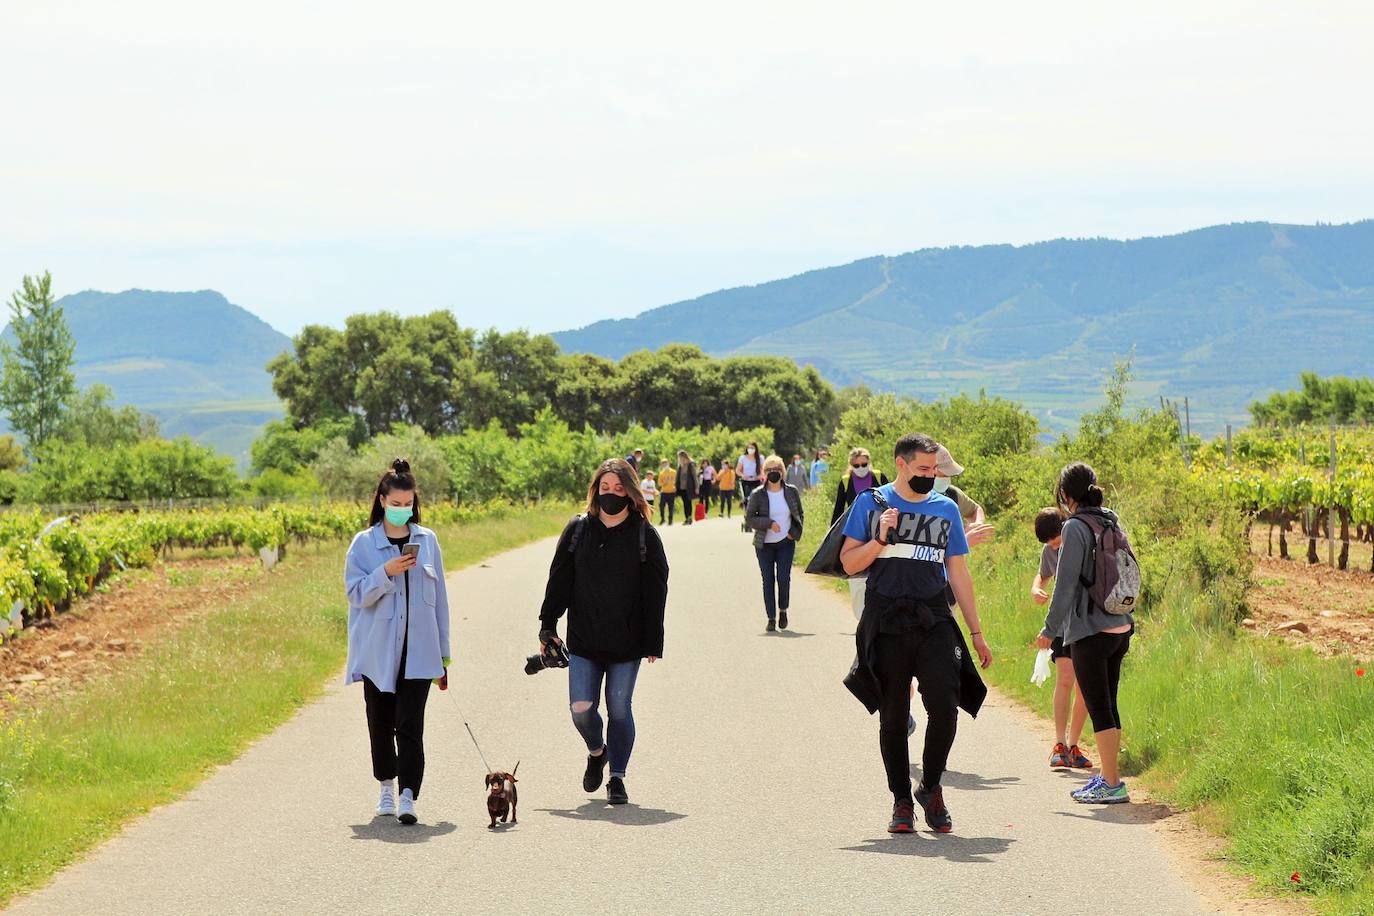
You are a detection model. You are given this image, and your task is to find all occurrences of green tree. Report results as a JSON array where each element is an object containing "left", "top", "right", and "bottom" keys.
[
  {"left": 57, "top": 384, "right": 159, "bottom": 448},
  {"left": 0, "top": 272, "right": 77, "bottom": 448},
  {"left": 0, "top": 434, "right": 26, "bottom": 471}
]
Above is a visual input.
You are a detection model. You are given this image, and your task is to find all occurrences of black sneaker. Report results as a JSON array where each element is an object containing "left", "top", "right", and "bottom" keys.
[
  {"left": 778, "top": 610, "right": 789, "bottom": 630},
  {"left": 766, "top": 619, "right": 777, "bottom": 632},
  {"left": 916, "top": 783, "right": 953, "bottom": 833},
  {"left": 607, "top": 776, "right": 629, "bottom": 805},
  {"left": 887, "top": 800, "right": 915, "bottom": 834},
  {"left": 583, "top": 751, "right": 609, "bottom": 793}
]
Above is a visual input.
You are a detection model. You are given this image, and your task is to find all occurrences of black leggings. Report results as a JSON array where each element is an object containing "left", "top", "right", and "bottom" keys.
[
  {"left": 1070, "top": 629, "right": 1132, "bottom": 732},
  {"left": 719, "top": 491, "right": 734, "bottom": 517},
  {"left": 679, "top": 491, "right": 694, "bottom": 522},
  {"left": 874, "top": 623, "right": 961, "bottom": 803}
]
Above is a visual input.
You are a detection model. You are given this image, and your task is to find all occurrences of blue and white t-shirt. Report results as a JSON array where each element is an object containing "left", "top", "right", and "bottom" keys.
[{"left": 842, "top": 484, "right": 969, "bottom": 602}]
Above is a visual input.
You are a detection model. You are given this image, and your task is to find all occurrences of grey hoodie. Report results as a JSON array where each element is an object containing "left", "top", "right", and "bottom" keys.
[{"left": 1040, "top": 507, "right": 1134, "bottom": 645}]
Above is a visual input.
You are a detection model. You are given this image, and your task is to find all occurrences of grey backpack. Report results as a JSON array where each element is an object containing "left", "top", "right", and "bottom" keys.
[{"left": 1075, "top": 512, "right": 1140, "bottom": 615}]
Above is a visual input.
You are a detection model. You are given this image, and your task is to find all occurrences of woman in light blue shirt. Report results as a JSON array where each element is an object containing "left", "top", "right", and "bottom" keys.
[{"left": 344, "top": 458, "right": 451, "bottom": 825}]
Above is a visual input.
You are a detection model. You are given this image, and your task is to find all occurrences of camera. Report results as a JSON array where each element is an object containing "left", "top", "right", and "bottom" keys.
[{"left": 524, "top": 639, "right": 570, "bottom": 675}]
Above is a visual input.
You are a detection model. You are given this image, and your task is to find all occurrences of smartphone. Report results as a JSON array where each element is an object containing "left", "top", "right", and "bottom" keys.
[{"left": 401, "top": 543, "right": 419, "bottom": 558}]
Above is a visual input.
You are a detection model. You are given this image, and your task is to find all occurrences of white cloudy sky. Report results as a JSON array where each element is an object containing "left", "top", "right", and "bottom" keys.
[{"left": 3, "top": 1, "right": 1372, "bottom": 335}]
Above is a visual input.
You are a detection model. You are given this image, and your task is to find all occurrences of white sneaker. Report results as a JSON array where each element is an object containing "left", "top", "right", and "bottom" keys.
[
  {"left": 397, "top": 788, "right": 417, "bottom": 825},
  {"left": 376, "top": 783, "right": 396, "bottom": 817}
]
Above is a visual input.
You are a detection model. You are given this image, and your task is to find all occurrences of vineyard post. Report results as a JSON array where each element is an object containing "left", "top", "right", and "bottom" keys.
[
  {"left": 1299, "top": 439, "right": 1312, "bottom": 560},
  {"left": 1225, "top": 424, "right": 1232, "bottom": 466},
  {"left": 1184, "top": 397, "right": 1191, "bottom": 441},
  {"left": 1328, "top": 422, "right": 1337, "bottom": 568}
]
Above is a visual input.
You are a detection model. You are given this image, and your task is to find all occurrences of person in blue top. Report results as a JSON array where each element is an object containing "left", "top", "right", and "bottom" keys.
[
  {"left": 840, "top": 433, "right": 992, "bottom": 836},
  {"left": 344, "top": 458, "right": 451, "bottom": 826}
]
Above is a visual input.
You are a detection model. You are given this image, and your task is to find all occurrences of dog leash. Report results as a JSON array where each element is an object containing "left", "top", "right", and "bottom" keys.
[{"left": 441, "top": 685, "right": 495, "bottom": 774}]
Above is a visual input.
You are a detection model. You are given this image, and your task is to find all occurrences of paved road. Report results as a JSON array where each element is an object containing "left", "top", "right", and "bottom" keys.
[{"left": 7, "top": 516, "right": 1211, "bottom": 915}]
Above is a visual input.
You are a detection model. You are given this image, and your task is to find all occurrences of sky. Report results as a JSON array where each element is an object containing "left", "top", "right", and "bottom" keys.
[{"left": 3, "top": 0, "right": 1373, "bottom": 337}]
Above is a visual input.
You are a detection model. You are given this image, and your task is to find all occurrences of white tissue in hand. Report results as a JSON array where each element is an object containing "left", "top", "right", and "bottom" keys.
[{"left": 1031, "top": 648, "right": 1053, "bottom": 687}]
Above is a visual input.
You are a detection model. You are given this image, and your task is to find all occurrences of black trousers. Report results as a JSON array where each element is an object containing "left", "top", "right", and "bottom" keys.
[
  {"left": 660, "top": 494, "right": 675, "bottom": 524},
  {"left": 874, "top": 623, "right": 961, "bottom": 803},
  {"left": 679, "top": 491, "right": 694, "bottom": 523},
  {"left": 719, "top": 491, "right": 735, "bottom": 517},
  {"left": 362, "top": 642, "right": 433, "bottom": 798},
  {"left": 1071, "top": 628, "right": 1132, "bottom": 732}
]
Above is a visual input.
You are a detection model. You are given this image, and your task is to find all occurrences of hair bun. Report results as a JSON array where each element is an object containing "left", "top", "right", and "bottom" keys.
[{"left": 392, "top": 458, "right": 411, "bottom": 474}]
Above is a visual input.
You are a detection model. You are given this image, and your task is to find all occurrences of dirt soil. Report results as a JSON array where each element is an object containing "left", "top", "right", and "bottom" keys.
[
  {"left": 1244, "top": 554, "right": 1374, "bottom": 660},
  {"left": 1, "top": 555, "right": 264, "bottom": 714}
]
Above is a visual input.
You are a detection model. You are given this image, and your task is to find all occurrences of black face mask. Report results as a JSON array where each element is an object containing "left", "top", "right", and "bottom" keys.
[
  {"left": 908, "top": 475, "right": 936, "bottom": 494},
  {"left": 766, "top": 470, "right": 782, "bottom": 484},
  {"left": 597, "top": 493, "right": 631, "bottom": 515}
]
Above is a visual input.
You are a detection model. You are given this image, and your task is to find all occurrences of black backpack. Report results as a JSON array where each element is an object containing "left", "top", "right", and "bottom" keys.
[
  {"left": 804, "top": 488, "right": 890, "bottom": 578},
  {"left": 567, "top": 514, "right": 648, "bottom": 562}
]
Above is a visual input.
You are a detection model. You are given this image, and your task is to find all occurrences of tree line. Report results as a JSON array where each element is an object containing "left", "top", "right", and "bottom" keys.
[
  {"left": 1250, "top": 372, "right": 1374, "bottom": 426},
  {"left": 266, "top": 313, "right": 838, "bottom": 455}
]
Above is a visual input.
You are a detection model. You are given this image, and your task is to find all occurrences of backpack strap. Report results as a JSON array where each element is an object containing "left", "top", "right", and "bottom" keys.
[
  {"left": 566, "top": 514, "right": 587, "bottom": 554},
  {"left": 568, "top": 513, "right": 647, "bottom": 563}
]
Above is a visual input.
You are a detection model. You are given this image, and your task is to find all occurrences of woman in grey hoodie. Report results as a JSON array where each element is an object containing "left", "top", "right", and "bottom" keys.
[{"left": 1038, "top": 462, "right": 1134, "bottom": 805}]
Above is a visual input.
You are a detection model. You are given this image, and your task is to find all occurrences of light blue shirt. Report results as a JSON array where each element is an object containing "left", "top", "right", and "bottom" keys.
[
  {"left": 810, "top": 459, "right": 829, "bottom": 487},
  {"left": 344, "top": 523, "right": 451, "bottom": 693}
]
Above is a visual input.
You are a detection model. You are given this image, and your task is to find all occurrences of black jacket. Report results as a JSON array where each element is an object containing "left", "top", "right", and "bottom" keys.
[
  {"left": 539, "top": 514, "right": 670, "bottom": 662},
  {"left": 676, "top": 461, "right": 698, "bottom": 497},
  {"left": 843, "top": 595, "right": 987, "bottom": 718},
  {"left": 831, "top": 471, "right": 891, "bottom": 525},
  {"left": 745, "top": 483, "right": 805, "bottom": 549}
]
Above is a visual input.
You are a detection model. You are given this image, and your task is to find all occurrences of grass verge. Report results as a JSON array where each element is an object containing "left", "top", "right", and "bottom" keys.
[
  {"left": 971, "top": 537, "right": 1374, "bottom": 915},
  {"left": 0, "top": 503, "right": 572, "bottom": 906}
]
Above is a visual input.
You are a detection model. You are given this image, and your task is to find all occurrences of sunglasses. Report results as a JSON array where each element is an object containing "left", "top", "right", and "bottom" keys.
[{"left": 852, "top": 463, "right": 869, "bottom": 470}]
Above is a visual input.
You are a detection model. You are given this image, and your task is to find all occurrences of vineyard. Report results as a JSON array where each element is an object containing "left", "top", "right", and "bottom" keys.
[
  {"left": 1196, "top": 425, "right": 1374, "bottom": 570},
  {"left": 0, "top": 501, "right": 511, "bottom": 640}
]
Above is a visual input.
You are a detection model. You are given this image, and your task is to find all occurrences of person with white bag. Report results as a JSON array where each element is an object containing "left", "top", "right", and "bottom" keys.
[{"left": 1031, "top": 508, "right": 1093, "bottom": 771}]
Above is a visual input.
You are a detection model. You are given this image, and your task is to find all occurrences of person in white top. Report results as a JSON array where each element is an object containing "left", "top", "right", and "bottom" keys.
[
  {"left": 736, "top": 441, "right": 763, "bottom": 532},
  {"left": 744, "top": 455, "right": 805, "bottom": 632}
]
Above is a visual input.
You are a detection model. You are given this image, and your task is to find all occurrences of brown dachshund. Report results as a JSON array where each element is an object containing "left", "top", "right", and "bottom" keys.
[{"left": 485, "top": 763, "right": 519, "bottom": 829}]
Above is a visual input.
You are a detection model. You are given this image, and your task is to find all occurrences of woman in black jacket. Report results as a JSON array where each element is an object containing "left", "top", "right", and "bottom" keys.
[
  {"left": 676, "top": 450, "right": 698, "bottom": 526},
  {"left": 831, "top": 447, "right": 890, "bottom": 526},
  {"left": 745, "top": 454, "right": 805, "bottom": 632},
  {"left": 538, "top": 458, "right": 670, "bottom": 805}
]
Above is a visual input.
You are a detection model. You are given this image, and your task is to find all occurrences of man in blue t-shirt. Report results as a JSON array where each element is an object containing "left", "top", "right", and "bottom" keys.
[{"left": 840, "top": 432, "right": 993, "bottom": 836}]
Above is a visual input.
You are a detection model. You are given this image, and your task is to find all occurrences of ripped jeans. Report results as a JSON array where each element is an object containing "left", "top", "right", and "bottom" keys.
[{"left": 568, "top": 654, "right": 642, "bottom": 779}]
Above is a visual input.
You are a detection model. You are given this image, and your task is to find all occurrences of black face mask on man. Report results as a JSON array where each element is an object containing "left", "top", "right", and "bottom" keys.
[
  {"left": 597, "top": 492, "right": 631, "bottom": 515},
  {"left": 908, "top": 474, "right": 936, "bottom": 494}
]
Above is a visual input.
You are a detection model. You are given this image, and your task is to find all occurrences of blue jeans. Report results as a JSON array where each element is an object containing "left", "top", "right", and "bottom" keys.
[
  {"left": 755, "top": 538, "right": 795, "bottom": 619},
  {"left": 568, "top": 653, "right": 642, "bottom": 779}
]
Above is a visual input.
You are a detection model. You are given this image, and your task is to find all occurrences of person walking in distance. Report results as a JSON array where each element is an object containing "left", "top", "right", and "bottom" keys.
[
  {"left": 736, "top": 442, "right": 763, "bottom": 530},
  {"left": 716, "top": 459, "right": 738, "bottom": 519},
  {"left": 1032, "top": 508, "right": 1093, "bottom": 770},
  {"left": 538, "top": 459, "right": 669, "bottom": 805},
  {"left": 699, "top": 458, "right": 716, "bottom": 515},
  {"left": 745, "top": 454, "right": 805, "bottom": 632},
  {"left": 344, "top": 459, "right": 451, "bottom": 826},
  {"left": 640, "top": 470, "right": 658, "bottom": 519},
  {"left": 657, "top": 458, "right": 677, "bottom": 526},
  {"left": 1039, "top": 462, "right": 1136, "bottom": 805},
  {"left": 676, "top": 450, "right": 699, "bottom": 526},
  {"left": 840, "top": 434, "right": 992, "bottom": 835},
  {"left": 786, "top": 453, "right": 811, "bottom": 491},
  {"left": 810, "top": 448, "right": 830, "bottom": 489}
]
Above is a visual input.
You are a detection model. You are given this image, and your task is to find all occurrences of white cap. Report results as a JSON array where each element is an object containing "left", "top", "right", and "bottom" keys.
[{"left": 935, "top": 444, "right": 964, "bottom": 477}]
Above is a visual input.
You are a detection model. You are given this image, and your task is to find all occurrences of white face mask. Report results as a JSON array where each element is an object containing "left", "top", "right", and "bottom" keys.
[
  {"left": 747, "top": 448, "right": 755, "bottom": 456},
  {"left": 852, "top": 465, "right": 871, "bottom": 478},
  {"left": 933, "top": 477, "right": 951, "bottom": 494}
]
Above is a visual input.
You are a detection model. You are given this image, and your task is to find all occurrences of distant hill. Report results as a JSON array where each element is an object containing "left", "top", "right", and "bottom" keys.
[
  {"left": 1, "top": 289, "right": 290, "bottom": 462},
  {"left": 554, "top": 221, "right": 1374, "bottom": 432}
]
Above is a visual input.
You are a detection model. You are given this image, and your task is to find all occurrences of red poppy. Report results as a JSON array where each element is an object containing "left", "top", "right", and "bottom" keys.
[
  {"left": 1290, "top": 872, "right": 1302, "bottom": 884},
  {"left": 1357, "top": 668, "right": 1366, "bottom": 678}
]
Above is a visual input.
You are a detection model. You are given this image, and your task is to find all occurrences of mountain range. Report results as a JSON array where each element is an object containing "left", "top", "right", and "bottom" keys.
[
  {"left": 1, "top": 289, "right": 289, "bottom": 462},
  {"left": 554, "top": 221, "right": 1374, "bottom": 432}
]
